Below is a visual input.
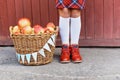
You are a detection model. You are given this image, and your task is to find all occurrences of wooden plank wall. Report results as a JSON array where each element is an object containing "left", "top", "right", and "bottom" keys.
[
  {"left": 0, "top": 0, "right": 58, "bottom": 45},
  {"left": 0, "top": 0, "right": 120, "bottom": 47},
  {"left": 80, "top": 0, "right": 120, "bottom": 47}
]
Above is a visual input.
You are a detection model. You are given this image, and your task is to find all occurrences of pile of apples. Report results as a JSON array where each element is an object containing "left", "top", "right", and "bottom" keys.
[{"left": 9, "top": 18, "right": 58, "bottom": 35}]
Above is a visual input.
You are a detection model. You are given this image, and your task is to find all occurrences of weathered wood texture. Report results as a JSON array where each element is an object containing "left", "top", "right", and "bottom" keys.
[{"left": 0, "top": 0, "right": 120, "bottom": 47}]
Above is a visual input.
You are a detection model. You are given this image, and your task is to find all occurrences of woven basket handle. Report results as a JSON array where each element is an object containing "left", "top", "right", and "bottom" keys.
[
  {"left": 54, "top": 26, "right": 59, "bottom": 36},
  {"left": 9, "top": 26, "right": 13, "bottom": 37}
]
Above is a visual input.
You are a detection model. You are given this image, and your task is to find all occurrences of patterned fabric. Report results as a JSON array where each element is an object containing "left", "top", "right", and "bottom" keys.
[{"left": 56, "top": 0, "right": 86, "bottom": 10}]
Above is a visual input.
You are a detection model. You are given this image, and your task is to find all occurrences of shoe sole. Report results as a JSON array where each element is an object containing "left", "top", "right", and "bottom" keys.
[
  {"left": 72, "top": 60, "right": 82, "bottom": 63},
  {"left": 60, "top": 61, "right": 70, "bottom": 63}
]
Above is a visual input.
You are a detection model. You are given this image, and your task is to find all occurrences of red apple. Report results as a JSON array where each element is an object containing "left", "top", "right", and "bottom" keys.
[
  {"left": 46, "top": 22, "right": 55, "bottom": 28},
  {"left": 33, "top": 25, "right": 45, "bottom": 34},
  {"left": 12, "top": 26, "right": 21, "bottom": 35},
  {"left": 18, "top": 18, "right": 31, "bottom": 29},
  {"left": 46, "top": 22, "right": 55, "bottom": 32},
  {"left": 31, "top": 28, "right": 35, "bottom": 35},
  {"left": 13, "top": 32, "right": 21, "bottom": 35},
  {"left": 21, "top": 26, "right": 32, "bottom": 34},
  {"left": 44, "top": 28, "right": 52, "bottom": 33}
]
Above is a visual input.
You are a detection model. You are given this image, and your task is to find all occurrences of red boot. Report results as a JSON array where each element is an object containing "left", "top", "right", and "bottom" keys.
[
  {"left": 70, "top": 44, "right": 82, "bottom": 63},
  {"left": 60, "top": 44, "right": 70, "bottom": 63}
]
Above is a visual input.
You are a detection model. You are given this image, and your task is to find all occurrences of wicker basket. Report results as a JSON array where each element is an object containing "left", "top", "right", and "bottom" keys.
[{"left": 11, "top": 32, "right": 57, "bottom": 66}]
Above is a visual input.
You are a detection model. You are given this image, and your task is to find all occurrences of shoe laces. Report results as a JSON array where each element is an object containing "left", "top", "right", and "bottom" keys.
[
  {"left": 61, "top": 45, "right": 70, "bottom": 55},
  {"left": 71, "top": 45, "right": 79, "bottom": 55},
  {"left": 72, "top": 48, "right": 79, "bottom": 54}
]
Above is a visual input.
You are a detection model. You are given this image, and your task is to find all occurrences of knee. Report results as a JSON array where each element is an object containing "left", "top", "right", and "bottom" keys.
[
  {"left": 71, "top": 10, "right": 81, "bottom": 18},
  {"left": 58, "top": 8, "right": 70, "bottom": 18}
]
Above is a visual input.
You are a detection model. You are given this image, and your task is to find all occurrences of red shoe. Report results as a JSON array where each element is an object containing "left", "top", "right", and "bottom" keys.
[
  {"left": 60, "top": 44, "right": 70, "bottom": 63},
  {"left": 70, "top": 44, "right": 82, "bottom": 63}
]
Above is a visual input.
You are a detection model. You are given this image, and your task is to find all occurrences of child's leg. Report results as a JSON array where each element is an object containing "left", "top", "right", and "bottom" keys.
[
  {"left": 70, "top": 9, "right": 82, "bottom": 63},
  {"left": 58, "top": 8, "right": 71, "bottom": 63},
  {"left": 70, "top": 9, "right": 81, "bottom": 45},
  {"left": 58, "top": 8, "right": 70, "bottom": 45}
]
